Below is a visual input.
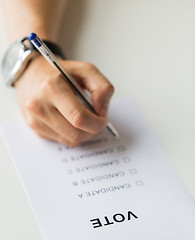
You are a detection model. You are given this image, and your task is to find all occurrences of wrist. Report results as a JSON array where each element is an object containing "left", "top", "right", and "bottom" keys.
[
  {"left": 1, "top": 37, "right": 66, "bottom": 87},
  {"left": 13, "top": 54, "right": 43, "bottom": 88}
]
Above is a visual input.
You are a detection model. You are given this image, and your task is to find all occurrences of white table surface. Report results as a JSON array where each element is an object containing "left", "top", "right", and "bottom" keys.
[{"left": 0, "top": 1, "right": 194, "bottom": 239}]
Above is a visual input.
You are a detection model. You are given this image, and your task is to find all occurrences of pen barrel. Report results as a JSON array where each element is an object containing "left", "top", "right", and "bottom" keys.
[
  {"left": 52, "top": 60, "right": 96, "bottom": 113},
  {"left": 30, "top": 33, "right": 119, "bottom": 139}
]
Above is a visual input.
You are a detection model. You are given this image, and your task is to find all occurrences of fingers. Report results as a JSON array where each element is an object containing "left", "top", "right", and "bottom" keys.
[
  {"left": 26, "top": 116, "right": 73, "bottom": 146},
  {"left": 25, "top": 100, "right": 98, "bottom": 145},
  {"left": 16, "top": 56, "right": 113, "bottom": 146},
  {"left": 26, "top": 115, "right": 93, "bottom": 147},
  {"left": 63, "top": 61, "right": 115, "bottom": 117},
  {"left": 40, "top": 107, "right": 97, "bottom": 143},
  {"left": 39, "top": 75, "right": 107, "bottom": 134}
]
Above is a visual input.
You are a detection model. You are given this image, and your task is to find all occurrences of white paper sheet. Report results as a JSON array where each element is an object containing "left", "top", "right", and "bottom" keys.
[{"left": 1, "top": 98, "right": 195, "bottom": 240}]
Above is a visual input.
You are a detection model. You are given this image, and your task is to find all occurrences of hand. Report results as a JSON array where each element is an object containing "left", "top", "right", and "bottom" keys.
[{"left": 15, "top": 56, "right": 114, "bottom": 147}]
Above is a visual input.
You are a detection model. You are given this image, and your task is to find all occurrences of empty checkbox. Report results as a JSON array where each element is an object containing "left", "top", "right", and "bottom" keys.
[
  {"left": 123, "top": 157, "right": 131, "bottom": 163},
  {"left": 129, "top": 169, "right": 137, "bottom": 174},
  {"left": 136, "top": 180, "right": 144, "bottom": 186},
  {"left": 117, "top": 145, "right": 126, "bottom": 151}
]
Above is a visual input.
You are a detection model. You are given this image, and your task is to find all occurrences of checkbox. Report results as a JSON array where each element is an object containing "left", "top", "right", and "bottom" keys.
[
  {"left": 117, "top": 145, "right": 126, "bottom": 151},
  {"left": 129, "top": 169, "right": 137, "bottom": 174},
  {"left": 123, "top": 157, "right": 131, "bottom": 163},
  {"left": 58, "top": 146, "right": 63, "bottom": 151},
  {"left": 66, "top": 169, "right": 73, "bottom": 175},
  {"left": 136, "top": 180, "right": 144, "bottom": 186},
  {"left": 62, "top": 158, "right": 68, "bottom": 163}
]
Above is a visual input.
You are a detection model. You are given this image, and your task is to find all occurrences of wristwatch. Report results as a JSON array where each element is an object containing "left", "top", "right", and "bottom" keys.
[{"left": 1, "top": 37, "right": 66, "bottom": 87}]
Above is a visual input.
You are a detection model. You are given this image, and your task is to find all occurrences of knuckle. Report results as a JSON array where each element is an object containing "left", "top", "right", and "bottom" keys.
[
  {"left": 25, "top": 98, "right": 45, "bottom": 117},
  {"left": 94, "top": 119, "right": 107, "bottom": 134},
  {"left": 58, "top": 137, "right": 68, "bottom": 145},
  {"left": 27, "top": 118, "right": 39, "bottom": 130},
  {"left": 36, "top": 133, "right": 46, "bottom": 139},
  {"left": 70, "top": 132, "right": 82, "bottom": 143},
  {"left": 59, "top": 137, "right": 80, "bottom": 148},
  {"left": 70, "top": 141, "right": 80, "bottom": 148},
  {"left": 103, "top": 82, "right": 115, "bottom": 95},
  {"left": 92, "top": 126, "right": 103, "bottom": 135},
  {"left": 40, "top": 76, "right": 56, "bottom": 94},
  {"left": 92, "top": 129, "right": 101, "bottom": 135},
  {"left": 71, "top": 111, "right": 86, "bottom": 129},
  {"left": 40, "top": 74, "right": 68, "bottom": 96},
  {"left": 26, "top": 98, "right": 40, "bottom": 112},
  {"left": 83, "top": 62, "right": 96, "bottom": 71}
]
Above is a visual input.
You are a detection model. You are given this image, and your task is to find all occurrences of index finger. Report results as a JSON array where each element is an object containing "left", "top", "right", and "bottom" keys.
[{"left": 64, "top": 61, "right": 114, "bottom": 117}]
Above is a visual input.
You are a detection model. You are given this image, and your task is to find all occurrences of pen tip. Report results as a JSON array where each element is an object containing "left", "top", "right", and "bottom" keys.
[
  {"left": 106, "top": 122, "right": 120, "bottom": 139},
  {"left": 113, "top": 130, "right": 120, "bottom": 140}
]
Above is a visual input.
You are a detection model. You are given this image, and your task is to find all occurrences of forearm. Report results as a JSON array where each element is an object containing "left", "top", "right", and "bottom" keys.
[
  {"left": 1, "top": 0, "right": 115, "bottom": 146},
  {"left": 2, "top": 0, "right": 68, "bottom": 42}
]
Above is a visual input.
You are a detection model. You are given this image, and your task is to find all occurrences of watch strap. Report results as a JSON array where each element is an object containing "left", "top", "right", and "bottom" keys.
[
  {"left": 32, "top": 40, "right": 66, "bottom": 60},
  {"left": 1, "top": 37, "right": 66, "bottom": 87}
]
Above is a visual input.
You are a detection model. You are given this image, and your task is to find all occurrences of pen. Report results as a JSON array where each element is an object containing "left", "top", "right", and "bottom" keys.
[{"left": 29, "top": 33, "right": 120, "bottom": 139}]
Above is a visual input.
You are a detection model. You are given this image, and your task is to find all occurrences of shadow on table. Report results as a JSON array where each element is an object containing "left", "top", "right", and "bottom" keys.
[{"left": 59, "top": 0, "right": 87, "bottom": 59}]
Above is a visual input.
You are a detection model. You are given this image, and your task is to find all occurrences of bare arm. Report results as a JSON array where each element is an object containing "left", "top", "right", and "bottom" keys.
[
  {"left": 1, "top": 0, "right": 114, "bottom": 146},
  {"left": 2, "top": 0, "right": 67, "bottom": 42}
]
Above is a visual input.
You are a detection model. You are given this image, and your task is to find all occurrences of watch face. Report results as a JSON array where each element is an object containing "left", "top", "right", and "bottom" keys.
[{"left": 1, "top": 41, "right": 25, "bottom": 83}]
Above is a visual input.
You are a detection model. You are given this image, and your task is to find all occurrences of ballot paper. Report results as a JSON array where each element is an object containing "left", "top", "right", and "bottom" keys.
[{"left": 1, "top": 98, "right": 195, "bottom": 240}]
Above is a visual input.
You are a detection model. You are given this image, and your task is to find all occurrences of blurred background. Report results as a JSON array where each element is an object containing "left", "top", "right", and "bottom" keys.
[{"left": 0, "top": 0, "right": 194, "bottom": 239}]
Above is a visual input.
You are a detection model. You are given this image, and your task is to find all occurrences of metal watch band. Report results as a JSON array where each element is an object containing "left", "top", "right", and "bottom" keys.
[{"left": 1, "top": 37, "right": 66, "bottom": 87}]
